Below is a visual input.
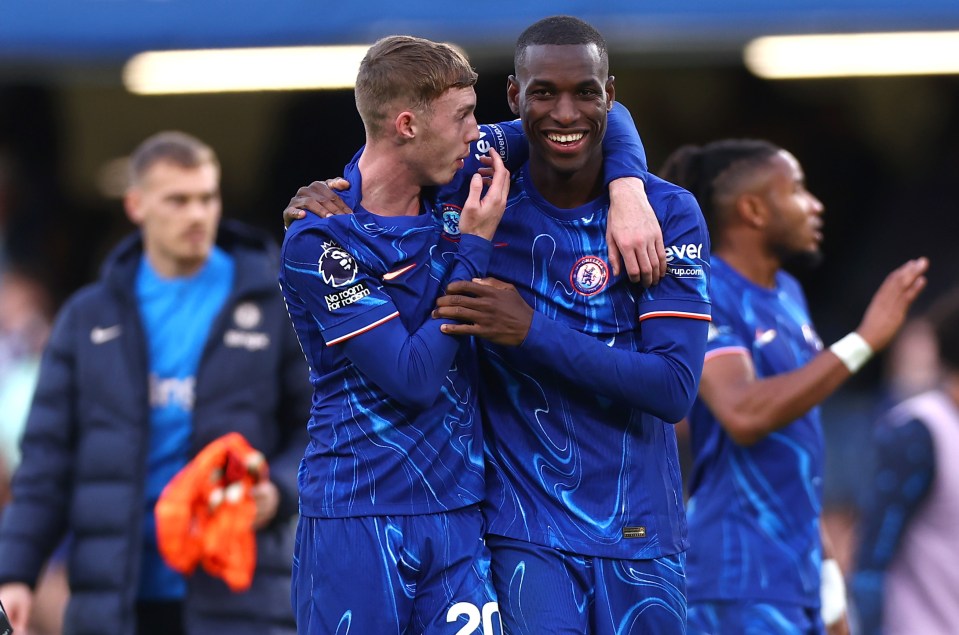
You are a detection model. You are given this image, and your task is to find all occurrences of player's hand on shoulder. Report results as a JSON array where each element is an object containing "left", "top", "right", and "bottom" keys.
[
  {"left": 606, "top": 177, "right": 666, "bottom": 288},
  {"left": 457, "top": 149, "right": 510, "bottom": 241},
  {"left": 857, "top": 257, "right": 929, "bottom": 351},
  {"left": 282, "top": 178, "right": 352, "bottom": 229}
]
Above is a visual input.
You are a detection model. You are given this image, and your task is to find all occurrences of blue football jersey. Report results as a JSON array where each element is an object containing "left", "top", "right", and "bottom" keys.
[
  {"left": 280, "top": 104, "right": 652, "bottom": 523},
  {"left": 280, "top": 157, "right": 487, "bottom": 518},
  {"left": 685, "top": 256, "right": 825, "bottom": 606},
  {"left": 476, "top": 165, "right": 712, "bottom": 559}
]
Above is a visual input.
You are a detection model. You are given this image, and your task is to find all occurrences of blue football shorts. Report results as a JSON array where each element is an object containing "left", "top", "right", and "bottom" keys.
[
  {"left": 292, "top": 505, "right": 501, "bottom": 634},
  {"left": 486, "top": 534, "right": 686, "bottom": 635}
]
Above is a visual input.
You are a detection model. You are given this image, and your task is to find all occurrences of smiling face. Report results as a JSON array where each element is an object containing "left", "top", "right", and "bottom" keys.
[
  {"left": 508, "top": 43, "right": 613, "bottom": 183},
  {"left": 410, "top": 85, "right": 480, "bottom": 187},
  {"left": 761, "top": 150, "right": 825, "bottom": 264},
  {"left": 125, "top": 159, "right": 221, "bottom": 278}
]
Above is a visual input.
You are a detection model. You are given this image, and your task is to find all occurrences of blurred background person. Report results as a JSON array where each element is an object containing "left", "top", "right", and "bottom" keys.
[
  {"left": 877, "top": 317, "right": 941, "bottom": 408},
  {"left": 0, "top": 131, "right": 311, "bottom": 635},
  {"left": 0, "top": 267, "right": 62, "bottom": 635},
  {"left": 0, "top": 268, "right": 52, "bottom": 476},
  {"left": 660, "top": 138, "right": 927, "bottom": 635},
  {"left": 851, "top": 286, "right": 959, "bottom": 635}
]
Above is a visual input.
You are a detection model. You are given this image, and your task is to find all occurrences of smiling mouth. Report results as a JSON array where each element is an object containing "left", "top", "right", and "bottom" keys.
[{"left": 546, "top": 132, "right": 586, "bottom": 145}]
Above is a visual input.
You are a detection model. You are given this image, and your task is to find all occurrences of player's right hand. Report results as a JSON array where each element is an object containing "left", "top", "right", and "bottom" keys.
[
  {"left": 0, "top": 581, "right": 34, "bottom": 633},
  {"left": 457, "top": 148, "right": 510, "bottom": 241},
  {"left": 856, "top": 257, "right": 929, "bottom": 351},
  {"left": 282, "top": 178, "right": 352, "bottom": 229}
]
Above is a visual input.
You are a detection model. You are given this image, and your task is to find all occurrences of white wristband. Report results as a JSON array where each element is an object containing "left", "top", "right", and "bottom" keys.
[
  {"left": 820, "top": 558, "right": 847, "bottom": 626},
  {"left": 829, "top": 332, "right": 873, "bottom": 374}
]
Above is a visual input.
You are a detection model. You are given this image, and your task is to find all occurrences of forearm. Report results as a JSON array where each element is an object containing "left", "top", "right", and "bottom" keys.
[
  {"left": 343, "top": 235, "right": 491, "bottom": 407},
  {"left": 603, "top": 102, "right": 648, "bottom": 183},
  {"left": 519, "top": 313, "right": 705, "bottom": 421},
  {"left": 445, "top": 234, "right": 492, "bottom": 284},
  {"left": 718, "top": 350, "right": 854, "bottom": 444}
]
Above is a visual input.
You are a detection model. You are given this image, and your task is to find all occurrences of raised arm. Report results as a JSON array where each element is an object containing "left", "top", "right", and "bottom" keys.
[{"left": 700, "top": 258, "right": 927, "bottom": 446}]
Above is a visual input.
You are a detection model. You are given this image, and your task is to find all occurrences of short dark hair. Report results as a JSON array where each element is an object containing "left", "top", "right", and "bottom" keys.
[
  {"left": 128, "top": 131, "right": 218, "bottom": 187},
  {"left": 926, "top": 287, "right": 959, "bottom": 372},
  {"left": 514, "top": 15, "right": 608, "bottom": 73},
  {"left": 355, "top": 35, "right": 477, "bottom": 139},
  {"left": 659, "top": 139, "right": 781, "bottom": 239}
]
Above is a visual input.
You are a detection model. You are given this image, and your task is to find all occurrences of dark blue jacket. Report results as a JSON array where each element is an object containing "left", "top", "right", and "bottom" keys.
[{"left": 0, "top": 221, "right": 311, "bottom": 635}]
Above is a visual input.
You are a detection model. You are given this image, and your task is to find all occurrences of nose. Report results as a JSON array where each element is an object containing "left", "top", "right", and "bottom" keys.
[
  {"left": 808, "top": 192, "right": 824, "bottom": 216},
  {"left": 551, "top": 93, "right": 579, "bottom": 126},
  {"left": 185, "top": 197, "right": 216, "bottom": 220},
  {"left": 186, "top": 201, "right": 207, "bottom": 218},
  {"left": 466, "top": 116, "right": 480, "bottom": 143}
]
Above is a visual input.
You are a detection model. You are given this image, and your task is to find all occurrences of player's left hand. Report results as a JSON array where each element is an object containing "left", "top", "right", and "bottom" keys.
[
  {"left": 607, "top": 177, "right": 666, "bottom": 287},
  {"left": 282, "top": 178, "right": 352, "bottom": 229},
  {"left": 251, "top": 480, "right": 280, "bottom": 530},
  {"left": 434, "top": 278, "right": 533, "bottom": 346}
]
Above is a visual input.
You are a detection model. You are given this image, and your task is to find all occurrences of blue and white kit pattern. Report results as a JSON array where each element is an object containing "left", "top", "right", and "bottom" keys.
[
  {"left": 489, "top": 535, "right": 687, "bottom": 635},
  {"left": 293, "top": 507, "right": 501, "bottom": 635},
  {"left": 280, "top": 174, "right": 485, "bottom": 518},
  {"left": 476, "top": 167, "right": 712, "bottom": 561},
  {"left": 686, "top": 256, "right": 825, "bottom": 607}
]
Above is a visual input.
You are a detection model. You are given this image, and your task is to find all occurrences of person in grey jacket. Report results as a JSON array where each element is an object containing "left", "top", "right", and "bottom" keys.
[{"left": 0, "top": 131, "right": 310, "bottom": 635}]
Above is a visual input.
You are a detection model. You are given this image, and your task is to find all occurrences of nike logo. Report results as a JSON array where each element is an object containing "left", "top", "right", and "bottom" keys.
[
  {"left": 383, "top": 263, "right": 416, "bottom": 281},
  {"left": 90, "top": 324, "right": 122, "bottom": 345},
  {"left": 755, "top": 328, "right": 777, "bottom": 346}
]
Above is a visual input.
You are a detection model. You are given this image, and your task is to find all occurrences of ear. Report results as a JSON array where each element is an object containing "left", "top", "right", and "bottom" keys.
[
  {"left": 736, "top": 192, "right": 769, "bottom": 229},
  {"left": 507, "top": 75, "right": 520, "bottom": 116},
  {"left": 393, "top": 110, "right": 416, "bottom": 141},
  {"left": 605, "top": 75, "right": 616, "bottom": 111},
  {"left": 124, "top": 188, "right": 144, "bottom": 225}
]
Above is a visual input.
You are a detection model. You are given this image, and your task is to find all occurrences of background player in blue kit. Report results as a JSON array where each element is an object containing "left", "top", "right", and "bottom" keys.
[
  {"left": 430, "top": 17, "right": 712, "bottom": 634},
  {"left": 278, "top": 36, "right": 514, "bottom": 635},
  {"left": 659, "top": 138, "right": 928, "bottom": 635}
]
